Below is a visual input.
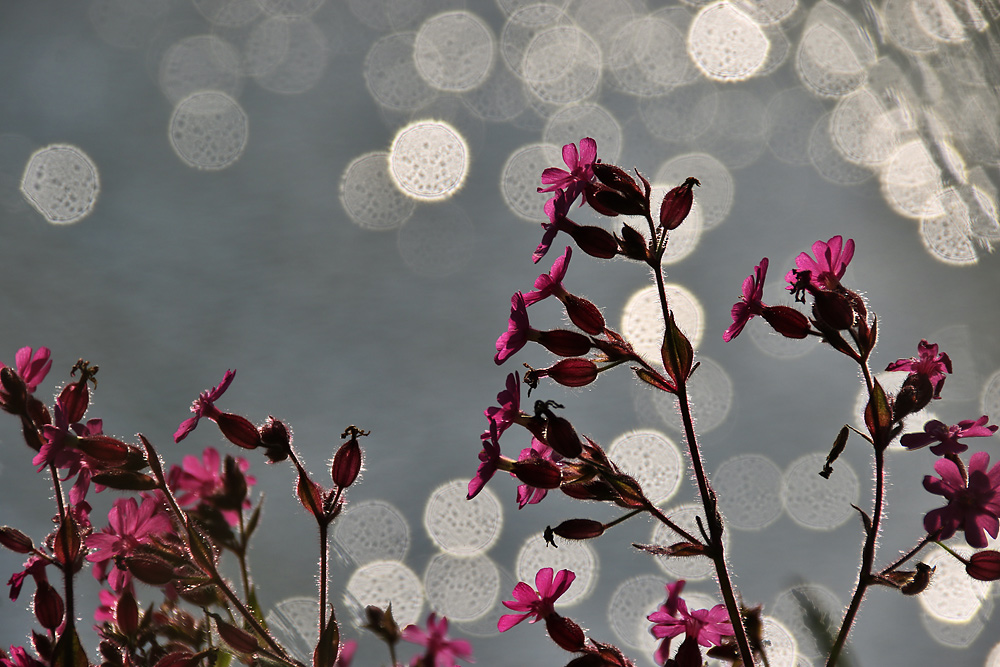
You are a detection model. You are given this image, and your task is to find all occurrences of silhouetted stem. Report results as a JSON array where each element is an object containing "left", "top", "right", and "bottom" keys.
[{"left": 49, "top": 464, "right": 76, "bottom": 667}]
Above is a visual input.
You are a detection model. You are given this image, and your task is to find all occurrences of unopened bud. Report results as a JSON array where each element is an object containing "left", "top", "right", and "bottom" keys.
[
  {"left": 57, "top": 382, "right": 90, "bottom": 424},
  {"left": 545, "top": 415, "right": 583, "bottom": 459},
  {"left": 563, "top": 295, "right": 604, "bottom": 335},
  {"left": 76, "top": 435, "right": 130, "bottom": 466},
  {"left": 33, "top": 581, "right": 64, "bottom": 631},
  {"left": 215, "top": 413, "right": 261, "bottom": 449},
  {"left": 550, "top": 519, "right": 604, "bottom": 541},
  {"left": 259, "top": 416, "right": 292, "bottom": 463},
  {"left": 115, "top": 589, "right": 140, "bottom": 636},
  {"left": 659, "top": 177, "right": 699, "bottom": 230},
  {"left": 812, "top": 291, "right": 855, "bottom": 331},
  {"left": 901, "top": 562, "right": 933, "bottom": 595},
  {"left": 363, "top": 604, "right": 401, "bottom": 644},
  {"left": 0, "top": 526, "right": 35, "bottom": 553},
  {"left": 123, "top": 555, "right": 176, "bottom": 585},
  {"left": 332, "top": 438, "right": 362, "bottom": 488},
  {"left": 761, "top": 305, "right": 811, "bottom": 339},
  {"left": 536, "top": 329, "right": 593, "bottom": 358},
  {"left": 567, "top": 225, "right": 619, "bottom": 259},
  {"left": 513, "top": 459, "right": 562, "bottom": 489},
  {"left": 214, "top": 616, "right": 259, "bottom": 654},
  {"left": 967, "top": 551, "right": 1000, "bottom": 581},
  {"left": 544, "top": 359, "right": 598, "bottom": 388},
  {"left": 617, "top": 224, "right": 648, "bottom": 262}
]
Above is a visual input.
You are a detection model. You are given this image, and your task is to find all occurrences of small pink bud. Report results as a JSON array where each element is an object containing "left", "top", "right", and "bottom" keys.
[
  {"left": 967, "top": 551, "right": 1000, "bottom": 581},
  {"left": 659, "top": 177, "right": 699, "bottom": 230},
  {"left": 0, "top": 526, "right": 35, "bottom": 553},
  {"left": 57, "top": 382, "right": 89, "bottom": 424},
  {"left": 33, "top": 581, "right": 64, "bottom": 631},
  {"left": 76, "top": 435, "right": 130, "bottom": 466},
  {"left": 761, "top": 305, "right": 811, "bottom": 339},
  {"left": 332, "top": 438, "right": 362, "bottom": 489},
  {"left": 216, "top": 413, "right": 261, "bottom": 449}
]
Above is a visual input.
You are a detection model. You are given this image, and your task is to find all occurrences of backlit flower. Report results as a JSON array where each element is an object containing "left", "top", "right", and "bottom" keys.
[
  {"left": 402, "top": 613, "right": 473, "bottom": 667},
  {"left": 498, "top": 567, "right": 575, "bottom": 632},
  {"left": 923, "top": 451, "right": 1000, "bottom": 548},
  {"left": 723, "top": 258, "right": 768, "bottom": 342},
  {"left": 901, "top": 416, "right": 998, "bottom": 456},
  {"left": 174, "top": 370, "right": 236, "bottom": 443},
  {"left": 647, "top": 580, "right": 733, "bottom": 667},
  {"left": 784, "top": 236, "right": 855, "bottom": 291},
  {"left": 886, "top": 340, "right": 952, "bottom": 400},
  {"left": 86, "top": 496, "right": 174, "bottom": 591},
  {"left": 538, "top": 138, "right": 597, "bottom": 207}
]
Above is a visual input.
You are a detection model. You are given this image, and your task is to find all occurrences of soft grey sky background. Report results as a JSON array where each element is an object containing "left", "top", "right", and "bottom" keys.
[{"left": 1, "top": 1, "right": 999, "bottom": 666}]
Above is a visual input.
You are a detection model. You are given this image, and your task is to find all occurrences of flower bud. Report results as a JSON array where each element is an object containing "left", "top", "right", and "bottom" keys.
[
  {"left": 76, "top": 435, "right": 130, "bottom": 466},
  {"left": 812, "top": 291, "right": 855, "bottom": 331},
  {"left": 550, "top": 519, "right": 605, "bottom": 541},
  {"left": 57, "top": 382, "right": 89, "bottom": 424},
  {"left": 123, "top": 555, "right": 177, "bottom": 585},
  {"left": 761, "top": 305, "right": 811, "bottom": 339},
  {"left": 901, "top": 562, "right": 933, "bottom": 595},
  {"left": 513, "top": 459, "right": 562, "bottom": 489},
  {"left": 591, "top": 186, "right": 646, "bottom": 217},
  {"left": 967, "top": 551, "right": 1000, "bottom": 581},
  {"left": 259, "top": 416, "right": 292, "bottom": 463},
  {"left": 215, "top": 413, "right": 261, "bottom": 450},
  {"left": 332, "top": 438, "right": 362, "bottom": 489},
  {"left": 363, "top": 604, "right": 401, "bottom": 644},
  {"left": 0, "top": 367, "right": 27, "bottom": 414},
  {"left": 545, "top": 415, "right": 583, "bottom": 459},
  {"left": 617, "top": 224, "right": 648, "bottom": 262},
  {"left": 567, "top": 225, "right": 619, "bottom": 259},
  {"left": 115, "top": 589, "right": 140, "bottom": 637},
  {"left": 564, "top": 295, "right": 605, "bottom": 335},
  {"left": 537, "top": 330, "right": 593, "bottom": 358},
  {"left": 0, "top": 526, "right": 35, "bottom": 554},
  {"left": 545, "top": 359, "right": 598, "bottom": 388},
  {"left": 560, "top": 479, "right": 616, "bottom": 502},
  {"left": 214, "top": 616, "right": 259, "bottom": 654},
  {"left": 33, "top": 581, "right": 64, "bottom": 630},
  {"left": 659, "top": 177, "right": 699, "bottom": 230}
]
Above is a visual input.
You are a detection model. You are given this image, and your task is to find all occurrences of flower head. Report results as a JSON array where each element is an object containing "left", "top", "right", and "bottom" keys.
[
  {"left": 515, "top": 438, "right": 562, "bottom": 508},
  {"left": 468, "top": 422, "right": 502, "bottom": 501},
  {"left": 923, "top": 451, "right": 1000, "bottom": 548},
  {"left": 538, "top": 138, "right": 597, "bottom": 207},
  {"left": 647, "top": 580, "right": 733, "bottom": 667},
  {"left": 886, "top": 340, "right": 952, "bottom": 400},
  {"left": 901, "top": 416, "right": 998, "bottom": 456},
  {"left": 402, "top": 613, "right": 474, "bottom": 667},
  {"left": 495, "top": 293, "right": 530, "bottom": 365},
  {"left": 174, "top": 370, "right": 236, "bottom": 442},
  {"left": 86, "top": 495, "right": 174, "bottom": 591},
  {"left": 484, "top": 372, "right": 521, "bottom": 440},
  {"left": 723, "top": 258, "right": 768, "bottom": 342},
  {"left": 784, "top": 236, "right": 855, "bottom": 291},
  {"left": 168, "top": 447, "right": 256, "bottom": 525},
  {"left": 498, "top": 567, "right": 575, "bottom": 632},
  {"left": 523, "top": 247, "right": 572, "bottom": 307}
]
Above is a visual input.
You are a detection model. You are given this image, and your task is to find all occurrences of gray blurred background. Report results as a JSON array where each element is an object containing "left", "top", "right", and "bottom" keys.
[{"left": 1, "top": 0, "right": 999, "bottom": 665}]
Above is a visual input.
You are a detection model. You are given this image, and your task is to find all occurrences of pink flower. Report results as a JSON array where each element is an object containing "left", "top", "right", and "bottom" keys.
[
  {"left": 402, "top": 613, "right": 474, "bottom": 667},
  {"left": 923, "top": 452, "right": 1000, "bottom": 548},
  {"left": 533, "top": 192, "right": 576, "bottom": 264},
  {"left": 538, "top": 138, "right": 598, "bottom": 207},
  {"left": 86, "top": 496, "right": 174, "bottom": 591},
  {"left": 901, "top": 416, "right": 998, "bottom": 456},
  {"left": 174, "top": 370, "right": 236, "bottom": 442},
  {"left": 1, "top": 347, "right": 53, "bottom": 393},
  {"left": 886, "top": 340, "right": 952, "bottom": 400},
  {"left": 723, "top": 258, "right": 768, "bottom": 342},
  {"left": 334, "top": 640, "right": 357, "bottom": 667},
  {"left": 168, "top": 447, "right": 256, "bottom": 525},
  {"left": 647, "top": 580, "right": 733, "bottom": 667},
  {"left": 784, "top": 236, "right": 855, "bottom": 291},
  {"left": 495, "top": 293, "right": 530, "bottom": 365},
  {"left": 515, "top": 438, "right": 562, "bottom": 508},
  {"left": 484, "top": 372, "right": 521, "bottom": 439},
  {"left": 498, "top": 567, "right": 575, "bottom": 632},
  {"left": 468, "top": 422, "right": 502, "bottom": 501},
  {"left": 523, "top": 246, "right": 572, "bottom": 307},
  {"left": 0, "top": 646, "right": 46, "bottom": 667}
]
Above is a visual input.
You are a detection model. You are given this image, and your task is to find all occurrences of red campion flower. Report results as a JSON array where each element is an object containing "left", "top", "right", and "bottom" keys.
[
  {"left": 923, "top": 452, "right": 1000, "bottom": 548},
  {"left": 900, "top": 416, "right": 998, "bottom": 456},
  {"left": 498, "top": 567, "right": 575, "bottom": 632},
  {"left": 538, "top": 138, "right": 597, "bottom": 207},
  {"left": 784, "top": 235, "right": 855, "bottom": 292},
  {"left": 173, "top": 370, "right": 236, "bottom": 442},
  {"left": 168, "top": 447, "right": 256, "bottom": 525},
  {"left": 723, "top": 258, "right": 768, "bottom": 342},
  {"left": 86, "top": 495, "right": 174, "bottom": 591},
  {"left": 401, "top": 613, "right": 474, "bottom": 667},
  {"left": 647, "top": 580, "right": 733, "bottom": 667}
]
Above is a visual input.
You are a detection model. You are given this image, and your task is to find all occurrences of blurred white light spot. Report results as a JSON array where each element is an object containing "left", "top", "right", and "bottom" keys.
[
  {"left": 987, "top": 641, "right": 1000, "bottom": 667},
  {"left": 881, "top": 139, "right": 953, "bottom": 219},
  {"left": 543, "top": 103, "right": 622, "bottom": 164},
  {"left": 159, "top": 34, "right": 242, "bottom": 104},
  {"left": 500, "top": 3, "right": 573, "bottom": 77},
  {"left": 883, "top": 0, "right": 938, "bottom": 53},
  {"left": 655, "top": 152, "right": 733, "bottom": 229},
  {"left": 521, "top": 25, "right": 601, "bottom": 106},
  {"left": 415, "top": 11, "right": 495, "bottom": 92},
  {"left": 919, "top": 188, "right": 979, "bottom": 265},
  {"left": 610, "top": 16, "right": 690, "bottom": 96},
  {"left": 257, "top": 0, "right": 326, "bottom": 19},
  {"left": 340, "top": 152, "right": 416, "bottom": 231},
  {"left": 652, "top": 503, "right": 726, "bottom": 580},
  {"left": 761, "top": 616, "right": 799, "bottom": 667},
  {"left": 364, "top": 32, "right": 437, "bottom": 112},
  {"left": 332, "top": 499, "right": 410, "bottom": 565},
  {"left": 389, "top": 120, "right": 469, "bottom": 201},
  {"left": 981, "top": 367, "right": 1000, "bottom": 418},
  {"left": 607, "top": 575, "right": 664, "bottom": 652},
  {"left": 731, "top": 0, "right": 797, "bottom": 24},
  {"left": 608, "top": 430, "right": 684, "bottom": 505},
  {"left": 21, "top": 144, "right": 99, "bottom": 224},
  {"left": 912, "top": 0, "right": 977, "bottom": 43},
  {"left": 423, "top": 553, "right": 500, "bottom": 621},
  {"left": 920, "top": 545, "right": 990, "bottom": 622},
  {"left": 461, "top": 61, "right": 528, "bottom": 122},
  {"left": 253, "top": 18, "right": 328, "bottom": 95},
  {"left": 396, "top": 204, "right": 476, "bottom": 278},
  {"left": 193, "top": 0, "right": 261, "bottom": 27},
  {"left": 266, "top": 598, "right": 318, "bottom": 664},
  {"left": 809, "top": 112, "right": 872, "bottom": 186},
  {"left": 169, "top": 91, "right": 248, "bottom": 171},
  {"left": 830, "top": 88, "right": 898, "bottom": 166},
  {"left": 640, "top": 81, "right": 719, "bottom": 146},
  {"left": 795, "top": 3, "right": 874, "bottom": 98},
  {"left": 345, "top": 560, "right": 424, "bottom": 627},
  {"left": 424, "top": 479, "right": 502, "bottom": 555},
  {"left": 622, "top": 284, "right": 705, "bottom": 368},
  {"left": 688, "top": 2, "right": 770, "bottom": 82},
  {"left": 501, "top": 143, "right": 560, "bottom": 222},
  {"left": 714, "top": 454, "right": 783, "bottom": 530},
  {"left": 516, "top": 534, "right": 597, "bottom": 605},
  {"left": 782, "top": 452, "right": 859, "bottom": 530}
]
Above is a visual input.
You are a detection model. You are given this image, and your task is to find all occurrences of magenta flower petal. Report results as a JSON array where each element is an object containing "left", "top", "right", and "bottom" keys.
[
  {"left": 495, "top": 293, "right": 531, "bottom": 365},
  {"left": 723, "top": 258, "right": 768, "bottom": 342}
]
